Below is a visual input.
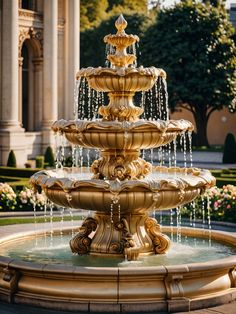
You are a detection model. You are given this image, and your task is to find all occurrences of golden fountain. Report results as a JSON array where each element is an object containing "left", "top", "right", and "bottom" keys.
[
  {"left": 30, "top": 15, "right": 215, "bottom": 261},
  {"left": 1, "top": 16, "right": 236, "bottom": 313}
]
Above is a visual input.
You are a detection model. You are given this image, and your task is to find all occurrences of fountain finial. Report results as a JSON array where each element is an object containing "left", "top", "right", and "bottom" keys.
[
  {"left": 103, "top": 14, "right": 139, "bottom": 69},
  {"left": 115, "top": 14, "right": 127, "bottom": 33}
]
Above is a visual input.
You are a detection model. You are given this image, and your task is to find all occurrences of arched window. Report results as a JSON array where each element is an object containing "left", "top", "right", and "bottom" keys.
[
  {"left": 21, "top": 0, "right": 35, "bottom": 11},
  {"left": 20, "top": 37, "right": 43, "bottom": 132}
]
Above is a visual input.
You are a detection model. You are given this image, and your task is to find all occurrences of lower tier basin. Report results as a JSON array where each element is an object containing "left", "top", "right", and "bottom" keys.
[
  {"left": 30, "top": 166, "right": 215, "bottom": 214},
  {"left": 0, "top": 226, "right": 235, "bottom": 313}
]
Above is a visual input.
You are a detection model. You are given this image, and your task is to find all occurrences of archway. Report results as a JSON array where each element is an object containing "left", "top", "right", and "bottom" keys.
[{"left": 20, "top": 36, "right": 43, "bottom": 132}]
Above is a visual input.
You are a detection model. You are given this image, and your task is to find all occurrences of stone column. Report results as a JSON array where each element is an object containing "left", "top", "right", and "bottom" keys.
[
  {"left": 0, "top": 0, "right": 21, "bottom": 129},
  {"left": 65, "top": 0, "right": 80, "bottom": 120},
  {"left": 0, "top": 0, "right": 26, "bottom": 166},
  {"left": 18, "top": 57, "right": 23, "bottom": 126},
  {"left": 42, "top": 0, "right": 58, "bottom": 151},
  {"left": 33, "top": 57, "right": 43, "bottom": 131}
]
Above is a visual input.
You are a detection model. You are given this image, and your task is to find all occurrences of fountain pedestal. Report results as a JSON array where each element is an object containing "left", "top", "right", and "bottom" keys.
[{"left": 70, "top": 213, "right": 170, "bottom": 260}]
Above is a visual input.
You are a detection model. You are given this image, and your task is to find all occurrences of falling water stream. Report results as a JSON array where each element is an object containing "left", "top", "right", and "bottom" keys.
[{"left": 46, "top": 70, "right": 216, "bottom": 260}]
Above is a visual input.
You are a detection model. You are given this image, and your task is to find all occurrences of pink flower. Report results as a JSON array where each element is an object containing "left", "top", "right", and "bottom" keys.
[{"left": 214, "top": 201, "right": 219, "bottom": 208}]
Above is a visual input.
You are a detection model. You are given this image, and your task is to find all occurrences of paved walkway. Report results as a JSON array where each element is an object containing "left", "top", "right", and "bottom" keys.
[
  {"left": 0, "top": 299, "right": 235, "bottom": 314},
  {"left": 176, "top": 151, "right": 236, "bottom": 169}
]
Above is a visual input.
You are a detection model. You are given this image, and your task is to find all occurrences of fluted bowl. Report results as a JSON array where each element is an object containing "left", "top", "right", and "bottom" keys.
[
  {"left": 76, "top": 67, "right": 166, "bottom": 93},
  {"left": 30, "top": 166, "right": 215, "bottom": 215},
  {"left": 52, "top": 119, "right": 194, "bottom": 150}
]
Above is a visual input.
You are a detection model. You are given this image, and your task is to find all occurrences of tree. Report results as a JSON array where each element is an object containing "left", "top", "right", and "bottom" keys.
[
  {"left": 107, "top": 0, "right": 148, "bottom": 14},
  {"left": 142, "top": 0, "right": 236, "bottom": 146},
  {"left": 81, "top": 0, "right": 154, "bottom": 32},
  {"left": 80, "top": 0, "right": 109, "bottom": 31}
]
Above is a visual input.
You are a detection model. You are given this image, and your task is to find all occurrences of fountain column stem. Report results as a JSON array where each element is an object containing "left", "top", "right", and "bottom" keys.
[{"left": 70, "top": 212, "right": 170, "bottom": 260}]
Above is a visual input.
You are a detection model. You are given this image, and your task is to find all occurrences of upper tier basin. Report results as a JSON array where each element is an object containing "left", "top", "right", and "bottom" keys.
[
  {"left": 52, "top": 119, "right": 194, "bottom": 150},
  {"left": 30, "top": 166, "right": 215, "bottom": 214},
  {"left": 76, "top": 67, "right": 166, "bottom": 92}
]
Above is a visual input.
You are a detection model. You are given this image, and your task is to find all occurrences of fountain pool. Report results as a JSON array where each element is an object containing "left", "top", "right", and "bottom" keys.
[
  {"left": 0, "top": 229, "right": 235, "bottom": 267},
  {"left": 0, "top": 225, "right": 236, "bottom": 313}
]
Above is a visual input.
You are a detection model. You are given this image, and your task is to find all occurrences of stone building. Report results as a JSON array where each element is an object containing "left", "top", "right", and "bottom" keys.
[{"left": 0, "top": 0, "right": 80, "bottom": 166}]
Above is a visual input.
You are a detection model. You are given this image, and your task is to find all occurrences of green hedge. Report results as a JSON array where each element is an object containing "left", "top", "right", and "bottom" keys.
[
  {"left": 210, "top": 168, "right": 236, "bottom": 187},
  {"left": 215, "top": 177, "right": 236, "bottom": 188},
  {"left": 222, "top": 169, "right": 236, "bottom": 174},
  {"left": 0, "top": 167, "right": 35, "bottom": 191},
  {"left": 0, "top": 175, "right": 27, "bottom": 182},
  {"left": 8, "top": 181, "right": 30, "bottom": 191},
  {"left": 210, "top": 170, "right": 222, "bottom": 177},
  {"left": 0, "top": 166, "right": 40, "bottom": 178},
  {"left": 0, "top": 175, "right": 29, "bottom": 191}
]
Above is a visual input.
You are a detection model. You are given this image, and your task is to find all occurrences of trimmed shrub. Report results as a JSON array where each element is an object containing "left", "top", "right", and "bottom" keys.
[
  {"left": 215, "top": 177, "right": 236, "bottom": 188},
  {"left": 6, "top": 150, "right": 17, "bottom": 167},
  {"left": 0, "top": 167, "right": 39, "bottom": 178},
  {"left": 210, "top": 170, "right": 222, "bottom": 177},
  {"left": 35, "top": 156, "right": 44, "bottom": 168},
  {"left": 44, "top": 146, "right": 55, "bottom": 167},
  {"left": 223, "top": 133, "right": 236, "bottom": 163}
]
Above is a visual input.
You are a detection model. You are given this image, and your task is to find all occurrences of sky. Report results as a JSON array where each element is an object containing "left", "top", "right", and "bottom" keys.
[{"left": 162, "top": 0, "right": 236, "bottom": 8}]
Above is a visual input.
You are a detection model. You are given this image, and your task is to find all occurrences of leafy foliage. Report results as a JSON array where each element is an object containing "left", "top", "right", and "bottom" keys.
[
  {"left": 0, "top": 183, "right": 16, "bottom": 210},
  {"left": 142, "top": 0, "right": 236, "bottom": 145},
  {"left": 35, "top": 156, "right": 44, "bottom": 169},
  {"left": 80, "top": 0, "right": 150, "bottom": 31},
  {"left": 0, "top": 183, "right": 46, "bottom": 211},
  {"left": 183, "top": 184, "right": 236, "bottom": 223},
  {"left": 80, "top": 0, "right": 109, "bottom": 31},
  {"left": 44, "top": 146, "right": 55, "bottom": 167},
  {"left": 107, "top": 0, "right": 148, "bottom": 14}
]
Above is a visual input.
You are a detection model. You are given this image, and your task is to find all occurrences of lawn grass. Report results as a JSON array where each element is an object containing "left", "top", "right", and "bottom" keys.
[{"left": 0, "top": 215, "right": 82, "bottom": 226}]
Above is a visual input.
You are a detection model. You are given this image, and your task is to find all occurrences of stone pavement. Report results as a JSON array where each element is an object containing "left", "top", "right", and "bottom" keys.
[
  {"left": 176, "top": 151, "right": 236, "bottom": 169},
  {"left": 150, "top": 150, "right": 236, "bottom": 169},
  {"left": 0, "top": 299, "right": 235, "bottom": 314}
]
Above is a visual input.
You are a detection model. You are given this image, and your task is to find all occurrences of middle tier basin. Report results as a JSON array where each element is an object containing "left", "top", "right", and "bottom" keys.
[
  {"left": 52, "top": 119, "right": 194, "bottom": 150},
  {"left": 76, "top": 67, "right": 166, "bottom": 93}
]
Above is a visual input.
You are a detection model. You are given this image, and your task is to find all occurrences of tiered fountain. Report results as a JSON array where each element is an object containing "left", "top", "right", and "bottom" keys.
[
  {"left": 30, "top": 15, "right": 214, "bottom": 261},
  {"left": 0, "top": 15, "right": 235, "bottom": 313}
]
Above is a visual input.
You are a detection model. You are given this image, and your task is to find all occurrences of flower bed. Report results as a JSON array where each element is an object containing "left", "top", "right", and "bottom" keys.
[
  {"left": 205, "top": 185, "right": 236, "bottom": 222},
  {"left": 0, "top": 183, "right": 46, "bottom": 211},
  {"left": 181, "top": 185, "right": 236, "bottom": 223}
]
